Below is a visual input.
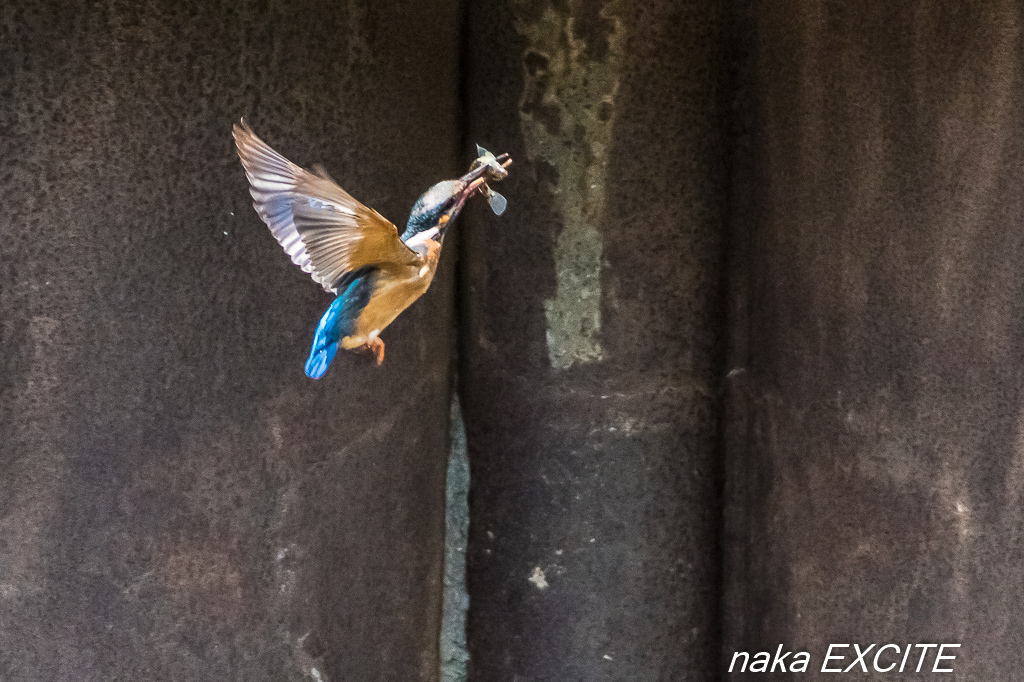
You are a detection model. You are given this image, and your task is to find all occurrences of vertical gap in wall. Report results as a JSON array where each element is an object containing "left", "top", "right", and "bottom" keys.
[
  {"left": 440, "top": 0, "right": 473, "bottom": 678},
  {"left": 440, "top": 392, "right": 471, "bottom": 682}
]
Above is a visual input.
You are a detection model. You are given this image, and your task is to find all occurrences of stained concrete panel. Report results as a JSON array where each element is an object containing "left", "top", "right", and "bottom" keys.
[
  {"left": 724, "top": 1, "right": 1024, "bottom": 678},
  {"left": 460, "top": 1, "right": 731, "bottom": 679}
]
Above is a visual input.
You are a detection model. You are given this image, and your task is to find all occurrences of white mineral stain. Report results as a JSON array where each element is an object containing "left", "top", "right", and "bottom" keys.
[
  {"left": 528, "top": 567, "right": 549, "bottom": 590},
  {"left": 517, "top": 3, "right": 624, "bottom": 369}
]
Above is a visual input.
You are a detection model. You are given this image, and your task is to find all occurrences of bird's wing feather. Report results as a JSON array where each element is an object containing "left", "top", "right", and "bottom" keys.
[{"left": 233, "top": 121, "right": 418, "bottom": 293}]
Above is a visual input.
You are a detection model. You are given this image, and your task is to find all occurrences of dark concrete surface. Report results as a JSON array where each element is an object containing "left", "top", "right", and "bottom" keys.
[
  {"left": 460, "top": 1, "right": 730, "bottom": 679},
  {"left": 7, "top": 0, "right": 1024, "bottom": 679},
  {"left": 0, "top": 1, "right": 461, "bottom": 680},
  {"left": 724, "top": 1, "right": 1024, "bottom": 679}
]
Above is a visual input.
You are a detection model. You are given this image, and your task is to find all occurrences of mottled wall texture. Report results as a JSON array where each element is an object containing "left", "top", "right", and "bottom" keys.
[
  {"left": 460, "top": 1, "right": 730, "bottom": 680},
  {"left": 0, "top": 1, "right": 461, "bottom": 681},
  {"left": 724, "top": 1, "right": 1024, "bottom": 680},
  {"left": 6, "top": 0, "right": 1024, "bottom": 680}
]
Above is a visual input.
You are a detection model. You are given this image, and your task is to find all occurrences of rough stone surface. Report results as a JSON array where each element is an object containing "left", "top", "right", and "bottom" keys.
[
  {"left": 0, "top": 1, "right": 460, "bottom": 680},
  {"left": 460, "top": 0, "right": 730, "bottom": 679},
  {"left": 724, "top": 1, "right": 1024, "bottom": 678}
]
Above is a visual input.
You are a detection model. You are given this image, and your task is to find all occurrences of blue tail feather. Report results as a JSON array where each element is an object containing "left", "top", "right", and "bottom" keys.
[
  {"left": 304, "top": 270, "right": 375, "bottom": 379},
  {"left": 305, "top": 341, "right": 338, "bottom": 379}
]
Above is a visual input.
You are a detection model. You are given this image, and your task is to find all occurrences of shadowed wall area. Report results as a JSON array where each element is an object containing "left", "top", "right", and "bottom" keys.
[
  {"left": 724, "top": 1, "right": 1024, "bottom": 679},
  {"left": 0, "top": 1, "right": 460, "bottom": 680}
]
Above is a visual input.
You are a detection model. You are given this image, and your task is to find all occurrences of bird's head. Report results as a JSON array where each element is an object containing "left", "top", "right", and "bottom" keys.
[{"left": 401, "top": 146, "right": 511, "bottom": 242}]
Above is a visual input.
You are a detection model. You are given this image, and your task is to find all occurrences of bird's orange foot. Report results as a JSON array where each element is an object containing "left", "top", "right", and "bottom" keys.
[{"left": 367, "top": 337, "right": 385, "bottom": 366}]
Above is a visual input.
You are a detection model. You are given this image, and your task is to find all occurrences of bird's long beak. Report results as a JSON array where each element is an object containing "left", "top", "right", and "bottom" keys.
[{"left": 432, "top": 156, "right": 513, "bottom": 241}]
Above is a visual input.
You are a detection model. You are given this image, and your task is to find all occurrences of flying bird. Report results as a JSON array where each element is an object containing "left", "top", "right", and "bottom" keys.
[{"left": 233, "top": 121, "right": 510, "bottom": 378}]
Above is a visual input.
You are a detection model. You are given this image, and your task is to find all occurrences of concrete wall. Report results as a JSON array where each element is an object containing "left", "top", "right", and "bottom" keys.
[{"left": 5, "top": 0, "right": 1024, "bottom": 680}]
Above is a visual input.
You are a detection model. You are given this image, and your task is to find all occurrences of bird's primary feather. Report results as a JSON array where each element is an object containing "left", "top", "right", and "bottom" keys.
[{"left": 232, "top": 121, "right": 418, "bottom": 293}]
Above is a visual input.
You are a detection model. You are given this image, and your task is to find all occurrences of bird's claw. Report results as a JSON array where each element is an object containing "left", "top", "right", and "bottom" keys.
[{"left": 367, "top": 337, "right": 385, "bottom": 366}]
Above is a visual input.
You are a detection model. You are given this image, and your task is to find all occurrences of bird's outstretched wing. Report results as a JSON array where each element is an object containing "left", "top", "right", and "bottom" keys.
[{"left": 233, "top": 121, "right": 419, "bottom": 293}]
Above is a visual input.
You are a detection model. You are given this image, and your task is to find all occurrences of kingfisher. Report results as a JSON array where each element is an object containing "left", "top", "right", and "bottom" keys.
[{"left": 233, "top": 121, "right": 510, "bottom": 378}]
